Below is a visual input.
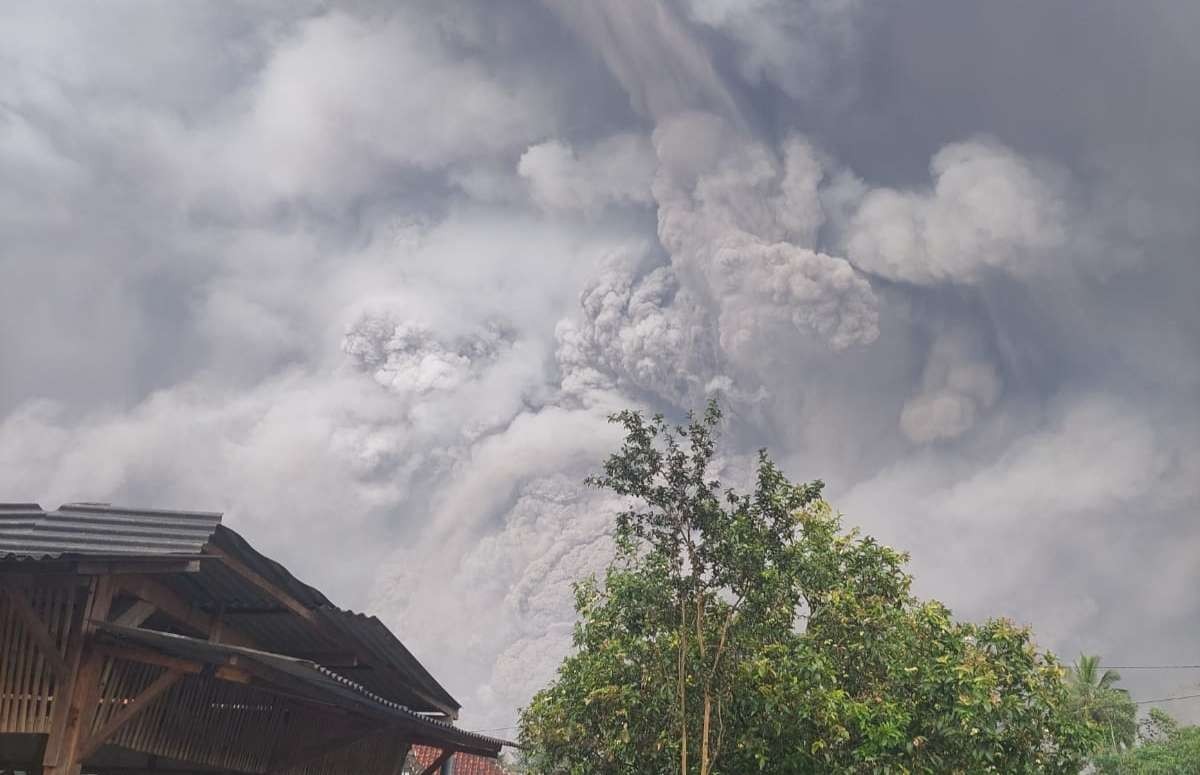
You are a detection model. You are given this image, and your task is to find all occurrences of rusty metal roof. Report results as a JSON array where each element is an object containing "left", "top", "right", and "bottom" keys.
[{"left": 96, "top": 624, "right": 510, "bottom": 758}]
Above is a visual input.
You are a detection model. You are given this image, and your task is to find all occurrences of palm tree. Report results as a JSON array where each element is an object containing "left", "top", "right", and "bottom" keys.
[
  {"left": 1072, "top": 654, "right": 1123, "bottom": 692},
  {"left": 1069, "top": 654, "right": 1137, "bottom": 750}
]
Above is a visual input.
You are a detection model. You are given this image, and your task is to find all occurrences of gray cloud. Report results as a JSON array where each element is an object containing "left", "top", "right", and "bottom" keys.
[
  {"left": 541, "top": 0, "right": 740, "bottom": 121},
  {"left": 1, "top": 0, "right": 1197, "bottom": 730},
  {"left": 899, "top": 330, "right": 1001, "bottom": 444},
  {"left": 652, "top": 113, "right": 879, "bottom": 352}
]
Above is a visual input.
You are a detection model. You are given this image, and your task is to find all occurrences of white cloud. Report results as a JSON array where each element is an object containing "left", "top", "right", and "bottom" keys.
[
  {"left": 198, "top": 9, "right": 556, "bottom": 208},
  {"left": 841, "top": 394, "right": 1186, "bottom": 653},
  {"left": 843, "top": 139, "right": 1075, "bottom": 284},
  {"left": 518, "top": 133, "right": 655, "bottom": 214}
]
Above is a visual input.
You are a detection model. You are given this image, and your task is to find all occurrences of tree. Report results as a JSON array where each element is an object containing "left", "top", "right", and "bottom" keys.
[
  {"left": 518, "top": 403, "right": 1098, "bottom": 774},
  {"left": 1093, "top": 709, "right": 1200, "bottom": 774},
  {"left": 1069, "top": 654, "right": 1137, "bottom": 751}
]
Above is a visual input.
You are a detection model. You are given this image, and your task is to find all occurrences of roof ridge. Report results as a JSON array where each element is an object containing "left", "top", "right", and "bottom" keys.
[{"left": 59, "top": 503, "right": 224, "bottom": 519}]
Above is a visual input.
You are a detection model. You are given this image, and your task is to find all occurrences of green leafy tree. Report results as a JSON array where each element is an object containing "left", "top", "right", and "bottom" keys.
[
  {"left": 1094, "top": 709, "right": 1200, "bottom": 774},
  {"left": 1069, "top": 654, "right": 1137, "bottom": 751},
  {"left": 519, "top": 403, "right": 1097, "bottom": 774}
]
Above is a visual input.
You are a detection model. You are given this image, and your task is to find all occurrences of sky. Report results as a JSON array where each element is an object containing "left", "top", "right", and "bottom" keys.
[{"left": 1, "top": 0, "right": 1198, "bottom": 731}]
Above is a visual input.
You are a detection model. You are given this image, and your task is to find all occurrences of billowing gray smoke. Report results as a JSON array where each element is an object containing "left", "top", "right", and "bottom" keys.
[{"left": 1, "top": 0, "right": 1197, "bottom": 730}]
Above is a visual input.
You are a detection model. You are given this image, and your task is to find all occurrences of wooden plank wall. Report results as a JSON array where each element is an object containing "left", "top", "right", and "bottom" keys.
[
  {"left": 1, "top": 579, "right": 412, "bottom": 775},
  {"left": 0, "top": 582, "right": 80, "bottom": 734},
  {"left": 279, "top": 722, "right": 411, "bottom": 775},
  {"left": 106, "top": 667, "right": 288, "bottom": 773}
]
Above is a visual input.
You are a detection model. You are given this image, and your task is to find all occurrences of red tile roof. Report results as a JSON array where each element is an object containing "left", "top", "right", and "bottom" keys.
[{"left": 410, "top": 745, "right": 508, "bottom": 775}]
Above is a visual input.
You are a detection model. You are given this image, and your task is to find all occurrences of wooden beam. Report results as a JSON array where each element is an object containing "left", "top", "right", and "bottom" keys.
[
  {"left": 207, "top": 602, "right": 226, "bottom": 643},
  {"left": 43, "top": 576, "right": 114, "bottom": 775},
  {"left": 76, "top": 669, "right": 184, "bottom": 761},
  {"left": 112, "top": 576, "right": 254, "bottom": 648},
  {"left": 110, "top": 600, "right": 157, "bottom": 628},
  {"left": 77, "top": 559, "right": 201, "bottom": 575},
  {"left": 112, "top": 576, "right": 209, "bottom": 636},
  {"left": 0, "top": 586, "right": 71, "bottom": 680},
  {"left": 97, "top": 643, "right": 352, "bottom": 714},
  {"left": 92, "top": 643, "right": 203, "bottom": 675},
  {"left": 204, "top": 544, "right": 317, "bottom": 624},
  {"left": 214, "top": 664, "right": 254, "bottom": 684},
  {"left": 1, "top": 557, "right": 207, "bottom": 578},
  {"left": 92, "top": 642, "right": 253, "bottom": 685},
  {"left": 417, "top": 749, "right": 453, "bottom": 775}
]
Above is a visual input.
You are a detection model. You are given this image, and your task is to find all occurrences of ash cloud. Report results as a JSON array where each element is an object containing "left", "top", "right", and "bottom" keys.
[{"left": 1, "top": 0, "right": 1198, "bottom": 729}]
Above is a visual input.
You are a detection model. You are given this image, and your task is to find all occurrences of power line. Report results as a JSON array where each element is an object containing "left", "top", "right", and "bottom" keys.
[
  {"left": 1135, "top": 693, "right": 1200, "bottom": 706},
  {"left": 470, "top": 691, "right": 1200, "bottom": 732},
  {"left": 1103, "top": 665, "right": 1200, "bottom": 670}
]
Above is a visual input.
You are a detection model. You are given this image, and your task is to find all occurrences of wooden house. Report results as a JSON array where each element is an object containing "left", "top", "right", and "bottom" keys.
[{"left": 0, "top": 503, "right": 509, "bottom": 775}]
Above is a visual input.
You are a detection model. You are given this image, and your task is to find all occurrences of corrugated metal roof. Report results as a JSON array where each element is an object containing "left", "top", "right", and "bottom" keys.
[
  {"left": 208, "top": 524, "right": 332, "bottom": 608},
  {"left": 317, "top": 607, "right": 460, "bottom": 715},
  {"left": 96, "top": 624, "right": 510, "bottom": 757},
  {"left": 0, "top": 502, "right": 221, "bottom": 558}
]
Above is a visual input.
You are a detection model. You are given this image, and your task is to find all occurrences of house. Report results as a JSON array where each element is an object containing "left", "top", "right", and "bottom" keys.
[
  {"left": 409, "top": 745, "right": 510, "bottom": 774},
  {"left": 0, "top": 502, "right": 511, "bottom": 775}
]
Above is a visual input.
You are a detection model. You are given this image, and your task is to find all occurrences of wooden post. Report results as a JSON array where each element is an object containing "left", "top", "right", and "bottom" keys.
[
  {"left": 42, "top": 576, "right": 113, "bottom": 775},
  {"left": 417, "top": 749, "right": 453, "bottom": 775},
  {"left": 390, "top": 743, "right": 413, "bottom": 775}
]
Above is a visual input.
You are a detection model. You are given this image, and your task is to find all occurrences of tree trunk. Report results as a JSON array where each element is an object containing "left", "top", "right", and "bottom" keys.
[
  {"left": 696, "top": 597, "right": 710, "bottom": 775},
  {"left": 679, "top": 597, "right": 688, "bottom": 775}
]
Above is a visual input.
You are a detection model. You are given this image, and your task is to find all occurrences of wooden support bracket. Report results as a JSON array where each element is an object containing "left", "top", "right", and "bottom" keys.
[
  {"left": 0, "top": 586, "right": 71, "bottom": 680},
  {"left": 110, "top": 600, "right": 157, "bottom": 628},
  {"left": 111, "top": 576, "right": 253, "bottom": 648},
  {"left": 76, "top": 669, "right": 184, "bottom": 761}
]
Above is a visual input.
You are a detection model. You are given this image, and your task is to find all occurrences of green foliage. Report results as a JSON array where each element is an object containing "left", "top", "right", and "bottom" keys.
[
  {"left": 1068, "top": 654, "right": 1138, "bottom": 752},
  {"left": 1094, "top": 710, "right": 1200, "bottom": 774},
  {"left": 518, "top": 402, "right": 1098, "bottom": 774}
]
